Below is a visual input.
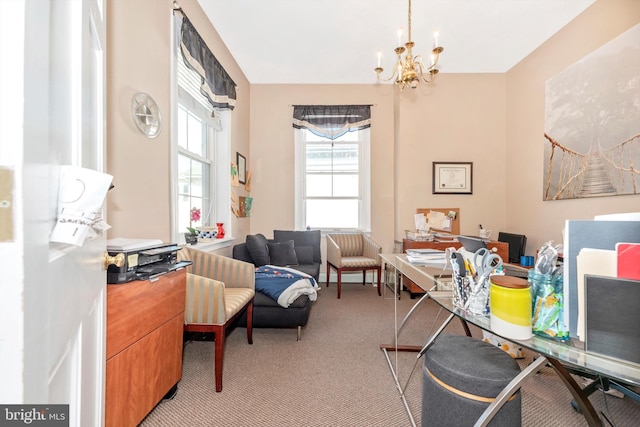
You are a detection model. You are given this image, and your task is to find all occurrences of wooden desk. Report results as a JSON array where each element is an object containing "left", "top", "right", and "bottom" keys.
[
  {"left": 105, "top": 269, "right": 186, "bottom": 427},
  {"left": 401, "top": 239, "right": 509, "bottom": 297}
]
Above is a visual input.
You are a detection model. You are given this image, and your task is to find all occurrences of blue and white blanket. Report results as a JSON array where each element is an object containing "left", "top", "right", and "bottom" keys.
[{"left": 255, "top": 265, "right": 320, "bottom": 308}]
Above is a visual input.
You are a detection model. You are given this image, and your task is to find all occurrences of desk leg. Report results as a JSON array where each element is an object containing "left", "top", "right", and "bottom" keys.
[
  {"left": 474, "top": 356, "right": 603, "bottom": 427},
  {"left": 397, "top": 292, "right": 431, "bottom": 335},
  {"left": 545, "top": 358, "right": 602, "bottom": 427},
  {"left": 417, "top": 313, "right": 455, "bottom": 358},
  {"left": 381, "top": 347, "right": 418, "bottom": 427},
  {"left": 382, "top": 262, "right": 401, "bottom": 300},
  {"left": 474, "top": 356, "right": 548, "bottom": 427},
  {"left": 460, "top": 318, "right": 472, "bottom": 337},
  {"left": 380, "top": 292, "right": 433, "bottom": 352}
]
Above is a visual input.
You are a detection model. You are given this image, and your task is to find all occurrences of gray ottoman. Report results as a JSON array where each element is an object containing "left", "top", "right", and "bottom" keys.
[{"left": 422, "top": 334, "right": 522, "bottom": 426}]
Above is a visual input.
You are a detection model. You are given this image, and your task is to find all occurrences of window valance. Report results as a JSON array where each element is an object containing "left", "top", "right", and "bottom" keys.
[
  {"left": 292, "top": 105, "right": 371, "bottom": 140},
  {"left": 180, "top": 15, "right": 237, "bottom": 110}
]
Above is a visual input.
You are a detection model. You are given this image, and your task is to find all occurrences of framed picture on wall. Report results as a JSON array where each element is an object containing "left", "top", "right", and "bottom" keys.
[
  {"left": 237, "top": 152, "right": 246, "bottom": 185},
  {"left": 432, "top": 162, "right": 473, "bottom": 194}
]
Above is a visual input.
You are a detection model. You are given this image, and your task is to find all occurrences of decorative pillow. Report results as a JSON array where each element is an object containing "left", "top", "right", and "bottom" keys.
[
  {"left": 294, "top": 245, "right": 315, "bottom": 265},
  {"left": 267, "top": 240, "right": 299, "bottom": 266},
  {"left": 246, "top": 234, "right": 270, "bottom": 266}
]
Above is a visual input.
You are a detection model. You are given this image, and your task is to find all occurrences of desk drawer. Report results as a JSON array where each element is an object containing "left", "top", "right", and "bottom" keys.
[{"left": 106, "top": 269, "right": 186, "bottom": 359}]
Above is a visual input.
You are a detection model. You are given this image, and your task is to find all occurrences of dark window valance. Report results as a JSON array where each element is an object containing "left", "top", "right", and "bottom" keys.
[
  {"left": 180, "top": 15, "right": 237, "bottom": 110},
  {"left": 293, "top": 105, "right": 371, "bottom": 140}
]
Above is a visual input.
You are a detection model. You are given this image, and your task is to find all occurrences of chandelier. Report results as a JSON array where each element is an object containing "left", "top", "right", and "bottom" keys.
[{"left": 374, "top": 0, "right": 444, "bottom": 90}]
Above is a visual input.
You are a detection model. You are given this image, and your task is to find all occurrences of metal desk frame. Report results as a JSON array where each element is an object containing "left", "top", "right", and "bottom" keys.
[{"left": 379, "top": 253, "right": 640, "bottom": 427}]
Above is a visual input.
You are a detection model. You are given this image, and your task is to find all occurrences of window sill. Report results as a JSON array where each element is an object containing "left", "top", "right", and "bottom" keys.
[{"left": 186, "top": 236, "right": 234, "bottom": 251}]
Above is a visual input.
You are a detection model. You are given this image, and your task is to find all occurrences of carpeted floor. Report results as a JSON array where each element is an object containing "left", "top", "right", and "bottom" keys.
[{"left": 140, "top": 282, "right": 640, "bottom": 426}]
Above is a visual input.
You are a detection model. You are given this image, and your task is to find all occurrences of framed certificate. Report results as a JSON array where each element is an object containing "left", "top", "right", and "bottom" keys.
[{"left": 432, "top": 162, "right": 473, "bottom": 194}]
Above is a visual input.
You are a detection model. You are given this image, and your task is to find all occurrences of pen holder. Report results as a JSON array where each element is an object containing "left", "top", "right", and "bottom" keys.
[
  {"left": 452, "top": 275, "right": 469, "bottom": 309},
  {"left": 468, "top": 277, "right": 490, "bottom": 316}
]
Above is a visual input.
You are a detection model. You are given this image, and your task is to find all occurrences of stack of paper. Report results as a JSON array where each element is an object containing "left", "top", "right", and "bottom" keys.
[
  {"left": 406, "top": 249, "right": 447, "bottom": 266},
  {"left": 405, "top": 230, "right": 434, "bottom": 241}
]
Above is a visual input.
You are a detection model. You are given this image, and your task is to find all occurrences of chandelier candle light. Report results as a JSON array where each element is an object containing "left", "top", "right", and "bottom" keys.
[{"left": 374, "top": 0, "right": 444, "bottom": 90}]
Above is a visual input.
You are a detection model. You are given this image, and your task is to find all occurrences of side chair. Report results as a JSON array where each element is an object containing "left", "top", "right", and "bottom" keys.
[
  {"left": 177, "top": 247, "right": 255, "bottom": 392},
  {"left": 326, "top": 232, "right": 382, "bottom": 299}
]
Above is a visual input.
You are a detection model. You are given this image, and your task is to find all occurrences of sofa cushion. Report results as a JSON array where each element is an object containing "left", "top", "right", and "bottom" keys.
[
  {"left": 267, "top": 240, "right": 299, "bottom": 266},
  {"left": 274, "top": 229, "right": 321, "bottom": 263},
  {"left": 292, "top": 263, "right": 321, "bottom": 281},
  {"left": 246, "top": 234, "right": 270, "bottom": 266},
  {"left": 294, "top": 245, "right": 315, "bottom": 265}
]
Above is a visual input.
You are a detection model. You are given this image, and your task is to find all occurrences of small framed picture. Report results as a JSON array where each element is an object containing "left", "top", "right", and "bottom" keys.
[
  {"left": 433, "top": 162, "right": 473, "bottom": 194},
  {"left": 237, "top": 152, "right": 246, "bottom": 185}
]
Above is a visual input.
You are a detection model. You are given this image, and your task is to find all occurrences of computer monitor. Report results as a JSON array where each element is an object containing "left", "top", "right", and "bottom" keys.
[{"left": 497, "top": 232, "right": 527, "bottom": 264}]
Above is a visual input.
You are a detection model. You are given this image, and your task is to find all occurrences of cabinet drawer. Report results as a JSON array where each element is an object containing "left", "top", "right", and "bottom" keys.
[
  {"left": 106, "top": 269, "right": 186, "bottom": 359},
  {"left": 105, "top": 314, "right": 183, "bottom": 427}
]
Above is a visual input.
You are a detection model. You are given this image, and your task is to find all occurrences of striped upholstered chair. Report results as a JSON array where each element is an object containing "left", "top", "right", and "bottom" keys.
[
  {"left": 177, "top": 247, "right": 255, "bottom": 392},
  {"left": 326, "top": 232, "right": 382, "bottom": 299}
]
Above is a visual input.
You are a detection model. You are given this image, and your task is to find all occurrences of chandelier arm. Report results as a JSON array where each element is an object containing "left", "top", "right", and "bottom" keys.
[
  {"left": 375, "top": 60, "right": 402, "bottom": 83},
  {"left": 413, "top": 62, "right": 434, "bottom": 84},
  {"left": 414, "top": 55, "right": 437, "bottom": 71}
]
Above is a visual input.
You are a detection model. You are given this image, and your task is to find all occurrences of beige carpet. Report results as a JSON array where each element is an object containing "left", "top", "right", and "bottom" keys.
[{"left": 140, "top": 282, "right": 640, "bottom": 426}]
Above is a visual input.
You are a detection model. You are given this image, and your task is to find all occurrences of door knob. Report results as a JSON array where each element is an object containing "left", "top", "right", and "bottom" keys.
[{"left": 103, "top": 252, "right": 125, "bottom": 270}]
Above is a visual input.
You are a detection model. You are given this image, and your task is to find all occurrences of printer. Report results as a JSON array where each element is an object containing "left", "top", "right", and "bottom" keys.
[{"left": 106, "top": 238, "right": 191, "bottom": 284}]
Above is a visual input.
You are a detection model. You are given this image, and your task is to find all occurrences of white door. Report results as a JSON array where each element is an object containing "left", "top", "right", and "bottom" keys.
[{"left": 0, "top": 1, "right": 107, "bottom": 426}]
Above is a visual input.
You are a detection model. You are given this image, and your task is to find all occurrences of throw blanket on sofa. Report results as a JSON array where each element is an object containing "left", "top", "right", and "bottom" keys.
[{"left": 255, "top": 265, "right": 320, "bottom": 308}]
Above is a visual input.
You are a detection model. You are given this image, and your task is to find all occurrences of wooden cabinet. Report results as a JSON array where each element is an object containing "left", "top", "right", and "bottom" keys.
[
  {"left": 105, "top": 269, "right": 186, "bottom": 427},
  {"left": 401, "top": 239, "right": 509, "bottom": 297}
]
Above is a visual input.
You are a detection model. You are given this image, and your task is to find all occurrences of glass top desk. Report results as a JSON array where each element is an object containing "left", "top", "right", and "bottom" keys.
[{"left": 379, "top": 253, "right": 640, "bottom": 427}]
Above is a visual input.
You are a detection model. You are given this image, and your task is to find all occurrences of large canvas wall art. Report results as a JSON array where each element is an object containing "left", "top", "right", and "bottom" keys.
[{"left": 543, "top": 24, "right": 640, "bottom": 201}]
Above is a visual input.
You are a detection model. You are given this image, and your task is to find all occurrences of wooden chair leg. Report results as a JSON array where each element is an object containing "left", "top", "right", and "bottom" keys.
[
  {"left": 362, "top": 270, "right": 366, "bottom": 285},
  {"left": 337, "top": 269, "right": 342, "bottom": 299},
  {"left": 376, "top": 266, "right": 382, "bottom": 296},
  {"left": 214, "top": 325, "right": 225, "bottom": 392},
  {"left": 246, "top": 300, "right": 254, "bottom": 344},
  {"left": 326, "top": 262, "right": 331, "bottom": 287}
]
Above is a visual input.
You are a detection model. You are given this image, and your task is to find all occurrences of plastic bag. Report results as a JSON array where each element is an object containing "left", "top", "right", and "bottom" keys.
[{"left": 529, "top": 241, "right": 569, "bottom": 341}]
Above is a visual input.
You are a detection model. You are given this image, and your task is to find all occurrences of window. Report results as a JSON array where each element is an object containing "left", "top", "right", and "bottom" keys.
[
  {"left": 173, "top": 27, "right": 231, "bottom": 244},
  {"left": 295, "top": 127, "right": 371, "bottom": 231}
]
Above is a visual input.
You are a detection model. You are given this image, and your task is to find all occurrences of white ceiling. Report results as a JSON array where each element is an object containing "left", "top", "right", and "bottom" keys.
[{"left": 197, "top": 0, "right": 595, "bottom": 85}]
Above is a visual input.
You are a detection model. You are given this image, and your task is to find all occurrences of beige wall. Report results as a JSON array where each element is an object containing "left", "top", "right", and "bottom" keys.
[
  {"left": 106, "top": 0, "right": 639, "bottom": 259},
  {"left": 394, "top": 74, "right": 507, "bottom": 240},
  {"left": 505, "top": 0, "right": 640, "bottom": 254},
  {"left": 249, "top": 76, "right": 507, "bottom": 254},
  {"left": 106, "top": 0, "right": 251, "bottom": 253},
  {"left": 249, "top": 85, "right": 396, "bottom": 252}
]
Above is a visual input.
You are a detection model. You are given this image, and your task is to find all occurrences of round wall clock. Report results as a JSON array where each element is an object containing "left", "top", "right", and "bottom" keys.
[{"left": 131, "top": 92, "right": 162, "bottom": 138}]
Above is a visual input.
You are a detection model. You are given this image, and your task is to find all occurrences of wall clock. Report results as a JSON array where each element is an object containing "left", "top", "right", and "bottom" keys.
[{"left": 131, "top": 92, "right": 162, "bottom": 138}]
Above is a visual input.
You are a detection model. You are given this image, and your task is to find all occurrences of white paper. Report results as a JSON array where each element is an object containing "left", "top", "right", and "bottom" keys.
[
  {"left": 427, "top": 210, "right": 447, "bottom": 229},
  {"left": 576, "top": 248, "right": 616, "bottom": 341},
  {"left": 414, "top": 213, "right": 428, "bottom": 231},
  {"left": 50, "top": 165, "right": 113, "bottom": 246},
  {"left": 594, "top": 212, "right": 640, "bottom": 221}
]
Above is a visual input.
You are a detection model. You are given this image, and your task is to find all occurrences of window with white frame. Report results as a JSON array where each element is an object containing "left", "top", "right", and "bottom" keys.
[
  {"left": 295, "top": 127, "right": 371, "bottom": 231},
  {"left": 174, "top": 35, "right": 231, "bottom": 244}
]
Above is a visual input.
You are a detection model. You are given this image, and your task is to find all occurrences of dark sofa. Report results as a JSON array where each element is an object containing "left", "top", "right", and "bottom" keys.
[{"left": 233, "top": 229, "right": 321, "bottom": 340}]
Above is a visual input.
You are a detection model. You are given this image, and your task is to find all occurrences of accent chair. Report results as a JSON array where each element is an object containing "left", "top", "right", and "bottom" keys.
[
  {"left": 326, "top": 232, "right": 382, "bottom": 299},
  {"left": 177, "top": 247, "right": 255, "bottom": 392}
]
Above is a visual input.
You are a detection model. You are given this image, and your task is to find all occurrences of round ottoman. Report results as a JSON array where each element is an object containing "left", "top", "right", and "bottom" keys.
[{"left": 422, "top": 334, "right": 522, "bottom": 426}]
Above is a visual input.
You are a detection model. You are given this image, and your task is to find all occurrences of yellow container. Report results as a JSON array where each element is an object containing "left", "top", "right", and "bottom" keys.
[{"left": 490, "top": 275, "right": 532, "bottom": 340}]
